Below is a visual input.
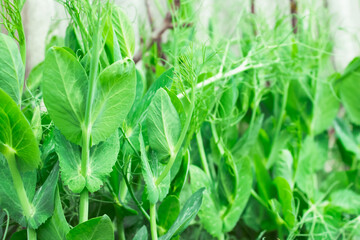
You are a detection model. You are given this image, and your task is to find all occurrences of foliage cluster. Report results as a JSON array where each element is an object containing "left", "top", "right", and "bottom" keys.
[{"left": 0, "top": 0, "right": 359, "bottom": 239}]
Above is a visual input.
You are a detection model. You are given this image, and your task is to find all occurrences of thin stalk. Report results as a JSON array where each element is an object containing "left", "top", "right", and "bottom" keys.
[
  {"left": 5, "top": 149, "right": 36, "bottom": 240},
  {"left": 2, "top": 209, "right": 9, "bottom": 240},
  {"left": 196, "top": 131, "right": 211, "bottom": 178},
  {"left": 150, "top": 203, "right": 158, "bottom": 240},
  {"left": 117, "top": 157, "right": 130, "bottom": 240},
  {"left": 79, "top": 188, "right": 89, "bottom": 223},
  {"left": 211, "top": 123, "right": 225, "bottom": 155},
  {"left": 121, "top": 167, "right": 150, "bottom": 220},
  {"left": 177, "top": 59, "right": 251, "bottom": 99},
  {"left": 119, "top": 175, "right": 128, "bottom": 202},
  {"left": 19, "top": 33, "right": 26, "bottom": 69},
  {"left": 79, "top": 5, "right": 101, "bottom": 224},
  {"left": 117, "top": 216, "right": 126, "bottom": 240},
  {"left": 250, "top": 190, "right": 269, "bottom": 210},
  {"left": 27, "top": 228, "right": 36, "bottom": 240}
]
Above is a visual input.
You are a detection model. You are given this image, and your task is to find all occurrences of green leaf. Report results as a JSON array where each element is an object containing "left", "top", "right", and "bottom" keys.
[
  {"left": 218, "top": 83, "right": 238, "bottom": 118},
  {"left": 337, "top": 57, "right": 360, "bottom": 125},
  {"left": 0, "top": 89, "right": 41, "bottom": 170},
  {"left": 91, "top": 58, "right": 136, "bottom": 145},
  {"left": 0, "top": 33, "right": 24, "bottom": 105},
  {"left": 132, "top": 226, "right": 148, "bottom": 240},
  {"left": 330, "top": 189, "right": 360, "bottom": 214},
  {"left": 311, "top": 77, "right": 339, "bottom": 135},
  {"left": 87, "top": 133, "right": 120, "bottom": 192},
  {"left": 190, "top": 165, "right": 222, "bottom": 237},
  {"left": 294, "top": 137, "right": 327, "bottom": 197},
  {"left": 218, "top": 153, "right": 238, "bottom": 204},
  {"left": 253, "top": 155, "right": 275, "bottom": 201},
  {"left": 123, "top": 69, "right": 174, "bottom": 155},
  {"left": 0, "top": 154, "right": 36, "bottom": 227},
  {"left": 65, "top": 24, "right": 83, "bottom": 57},
  {"left": 273, "top": 149, "right": 294, "bottom": 188},
  {"left": 127, "top": 68, "right": 174, "bottom": 127},
  {"left": 54, "top": 130, "right": 119, "bottom": 193},
  {"left": 27, "top": 163, "right": 59, "bottom": 229},
  {"left": 54, "top": 130, "right": 83, "bottom": 193},
  {"left": 26, "top": 61, "right": 44, "bottom": 93},
  {"left": 139, "top": 131, "right": 158, "bottom": 204},
  {"left": 334, "top": 118, "right": 360, "bottom": 158},
  {"left": 37, "top": 189, "right": 70, "bottom": 240},
  {"left": 267, "top": 131, "right": 291, "bottom": 168},
  {"left": 42, "top": 47, "right": 87, "bottom": 145},
  {"left": 31, "top": 106, "right": 42, "bottom": 143},
  {"left": 169, "top": 150, "right": 190, "bottom": 197},
  {"left": 103, "top": 17, "right": 121, "bottom": 64},
  {"left": 222, "top": 156, "right": 252, "bottom": 232},
  {"left": 9, "top": 230, "right": 27, "bottom": 240},
  {"left": 273, "top": 177, "right": 295, "bottom": 228},
  {"left": 159, "top": 188, "right": 205, "bottom": 240},
  {"left": 165, "top": 89, "right": 187, "bottom": 127},
  {"left": 66, "top": 215, "right": 114, "bottom": 240},
  {"left": 232, "top": 115, "right": 263, "bottom": 159},
  {"left": 156, "top": 162, "right": 171, "bottom": 202},
  {"left": 158, "top": 195, "right": 180, "bottom": 236},
  {"left": 112, "top": 7, "right": 135, "bottom": 58},
  {"left": 147, "top": 88, "right": 181, "bottom": 160}
]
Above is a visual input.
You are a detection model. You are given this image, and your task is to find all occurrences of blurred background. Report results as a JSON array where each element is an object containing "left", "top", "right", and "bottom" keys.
[{"left": 19, "top": 0, "right": 360, "bottom": 76}]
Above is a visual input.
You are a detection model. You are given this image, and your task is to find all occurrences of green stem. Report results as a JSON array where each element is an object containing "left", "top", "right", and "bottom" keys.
[
  {"left": 78, "top": 6, "right": 102, "bottom": 224},
  {"left": 150, "top": 203, "right": 158, "bottom": 240},
  {"left": 79, "top": 126, "right": 90, "bottom": 223},
  {"left": 211, "top": 123, "right": 225, "bottom": 155},
  {"left": 19, "top": 35, "right": 26, "bottom": 68},
  {"left": 27, "top": 228, "right": 36, "bottom": 240},
  {"left": 5, "top": 149, "right": 36, "bottom": 240},
  {"left": 79, "top": 189, "right": 89, "bottom": 223},
  {"left": 117, "top": 217, "right": 126, "bottom": 240},
  {"left": 119, "top": 176, "right": 128, "bottom": 202},
  {"left": 121, "top": 167, "right": 150, "bottom": 220},
  {"left": 196, "top": 131, "right": 211, "bottom": 178}
]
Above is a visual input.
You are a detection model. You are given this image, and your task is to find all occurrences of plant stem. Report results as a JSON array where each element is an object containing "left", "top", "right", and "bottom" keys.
[
  {"left": 150, "top": 203, "right": 158, "bottom": 240},
  {"left": 79, "top": 189, "right": 89, "bottom": 223},
  {"left": 4, "top": 149, "right": 36, "bottom": 240},
  {"left": 196, "top": 131, "right": 211, "bottom": 178},
  {"left": 78, "top": 5, "right": 102, "bottom": 224},
  {"left": 6, "top": 151, "right": 32, "bottom": 217},
  {"left": 79, "top": 126, "right": 90, "bottom": 223},
  {"left": 27, "top": 228, "right": 36, "bottom": 240},
  {"left": 117, "top": 217, "right": 126, "bottom": 240},
  {"left": 122, "top": 171, "right": 150, "bottom": 220},
  {"left": 211, "top": 123, "right": 225, "bottom": 155},
  {"left": 177, "top": 59, "right": 251, "bottom": 99}
]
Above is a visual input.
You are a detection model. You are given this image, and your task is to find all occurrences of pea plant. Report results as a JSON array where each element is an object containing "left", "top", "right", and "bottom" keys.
[{"left": 1, "top": 0, "right": 360, "bottom": 239}]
